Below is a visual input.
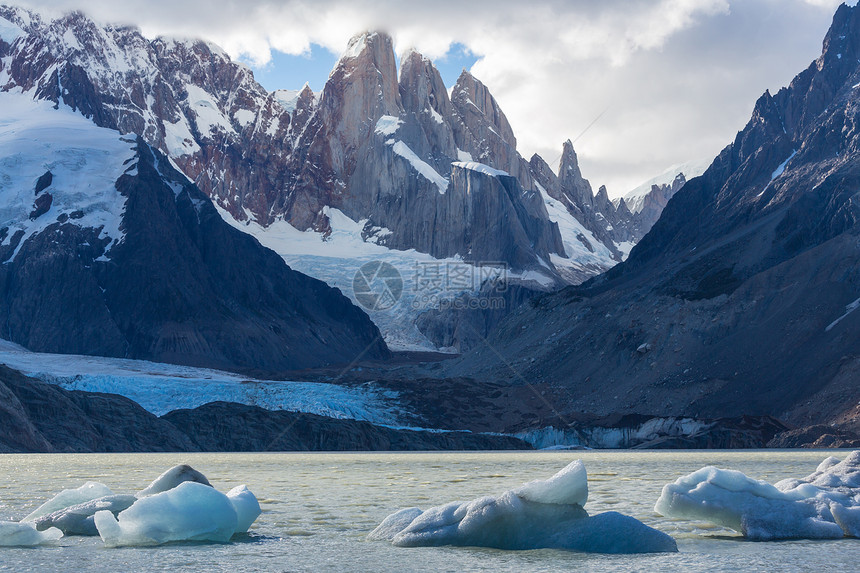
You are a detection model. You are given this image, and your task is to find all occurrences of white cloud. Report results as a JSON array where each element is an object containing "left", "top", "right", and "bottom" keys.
[{"left": 15, "top": 0, "right": 855, "bottom": 194}]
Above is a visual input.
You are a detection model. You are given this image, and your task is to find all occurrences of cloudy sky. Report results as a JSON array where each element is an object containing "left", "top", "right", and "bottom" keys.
[{"left": 19, "top": 0, "right": 856, "bottom": 195}]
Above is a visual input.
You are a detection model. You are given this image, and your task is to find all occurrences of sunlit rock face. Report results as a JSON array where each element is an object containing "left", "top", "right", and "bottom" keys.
[{"left": 0, "top": 8, "right": 642, "bottom": 276}]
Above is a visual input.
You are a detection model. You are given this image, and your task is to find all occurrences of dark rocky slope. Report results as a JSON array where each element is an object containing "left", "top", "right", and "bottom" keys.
[
  {"left": 163, "top": 402, "right": 531, "bottom": 452},
  {"left": 0, "top": 365, "right": 196, "bottom": 452},
  {"left": 447, "top": 3, "right": 860, "bottom": 435},
  {"left": 0, "top": 134, "right": 387, "bottom": 371}
]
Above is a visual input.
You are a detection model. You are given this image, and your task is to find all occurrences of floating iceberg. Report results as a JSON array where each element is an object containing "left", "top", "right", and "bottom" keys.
[
  {"left": 95, "top": 482, "right": 240, "bottom": 547},
  {"left": 655, "top": 450, "right": 860, "bottom": 540},
  {"left": 25, "top": 464, "right": 216, "bottom": 537},
  {"left": 370, "top": 460, "right": 677, "bottom": 554},
  {"left": 4, "top": 464, "right": 261, "bottom": 546},
  {"left": 0, "top": 521, "right": 62, "bottom": 546},
  {"left": 227, "top": 485, "right": 262, "bottom": 533},
  {"left": 136, "top": 464, "right": 212, "bottom": 498}
]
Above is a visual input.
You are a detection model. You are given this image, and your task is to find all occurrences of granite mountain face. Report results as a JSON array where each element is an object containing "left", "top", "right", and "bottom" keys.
[
  {"left": 450, "top": 3, "right": 860, "bottom": 435},
  {"left": 0, "top": 6, "right": 648, "bottom": 284}
]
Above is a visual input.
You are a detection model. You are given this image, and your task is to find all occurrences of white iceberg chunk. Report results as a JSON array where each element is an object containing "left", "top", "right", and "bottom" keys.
[
  {"left": 136, "top": 464, "right": 212, "bottom": 498},
  {"left": 370, "top": 460, "right": 677, "bottom": 554},
  {"left": 655, "top": 450, "right": 860, "bottom": 540},
  {"left": 34, "top": 494, "right": 137, "bottom": 536},
  {"left": 94, "top": 482, "right": 239, "bottom": 547},
  {"left": 0, "top": 521, "right": 62, "bottom": 546},
  {"left": 514, "top": 459, "right": 588, "bottom": 505},
  {"left": 368, "top": 507, "right": 424, "bottom": 542},
  {"left": 22, "top": 481, "right": 113, "bottom": 522},
  {"left": 227, "top": 485, "right": 261, "bottom": 533}
]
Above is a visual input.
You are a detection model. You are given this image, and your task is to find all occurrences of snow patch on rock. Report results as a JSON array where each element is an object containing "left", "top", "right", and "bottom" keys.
[
  {"left": 391, "top": 140, "right": 448, "bottom": 193},
  {"left": 452, "top": 161, "right": 509, "bottom": 178}
]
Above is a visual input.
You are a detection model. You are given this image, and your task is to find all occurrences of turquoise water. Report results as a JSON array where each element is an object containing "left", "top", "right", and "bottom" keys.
[{"left": 1, "top": 450, "right": 858, "bottom": 572}]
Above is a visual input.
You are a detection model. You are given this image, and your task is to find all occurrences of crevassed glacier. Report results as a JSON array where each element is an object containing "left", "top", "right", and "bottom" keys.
[
  {"left": 655, "top": 450, "right": 860, "bottom": 540},
  {"left": 369, "top": 460, "right": 677, "bottom": 554}
]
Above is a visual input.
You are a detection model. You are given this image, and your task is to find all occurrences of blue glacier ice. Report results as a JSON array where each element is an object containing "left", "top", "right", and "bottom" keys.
[
  {"left": 655, "top": 450, "right": 860, "bottom": 540},
  {"left": 370, "top": 460, "right": 677, "bottom": 553}
]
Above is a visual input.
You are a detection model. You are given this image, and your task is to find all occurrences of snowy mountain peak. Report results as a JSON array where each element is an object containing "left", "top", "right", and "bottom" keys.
[
  {"left": 0, "top": 12, "right": 24, "bottom": 45},
  {"left": 452, "top": 69, "right": 517, "bottom": 149},
  {"left": 0, "top": 92, "right": 135, "bottom": 263},
  {"left": 0, "top": 6, "right": 668, "bottom": 351}
]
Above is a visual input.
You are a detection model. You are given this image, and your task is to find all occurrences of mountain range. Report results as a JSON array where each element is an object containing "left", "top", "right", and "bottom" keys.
[
  {"left": 0, "top": 4, "right": 694, "bottom": 354},
  {"left": 1, "top": 2, "right": 857, "bottom": 450},
  {"left": 448, "top": 2, "right": 860, "bottom": 440}
]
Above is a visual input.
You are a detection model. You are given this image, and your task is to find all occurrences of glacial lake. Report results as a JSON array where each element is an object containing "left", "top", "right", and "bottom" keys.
[{"left": 1, "top": 450, "right": 858, "bottom": 572}]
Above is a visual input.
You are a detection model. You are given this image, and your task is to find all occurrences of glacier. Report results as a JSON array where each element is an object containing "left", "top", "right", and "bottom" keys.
[
  {"left": 655, "top": 451, "right": 860, "bottom": 540},
  {"left": 369, "top": 460, "right": 677, "bottom": 554},
  {"left": 0, "top": 92, "right": 135, "bottom": 262},
  {"left": 0, "top": 337, "right": 405, "bottom": 423}
]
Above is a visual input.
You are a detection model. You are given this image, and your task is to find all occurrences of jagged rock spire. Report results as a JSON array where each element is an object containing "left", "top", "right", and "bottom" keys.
[{"left": 558, "top": 139, "right": 594, "bottom": 208}]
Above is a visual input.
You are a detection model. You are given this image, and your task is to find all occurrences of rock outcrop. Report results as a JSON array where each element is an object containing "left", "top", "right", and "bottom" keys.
[{"left": 0, "top": 365, "right": 196, "bottom": 452}]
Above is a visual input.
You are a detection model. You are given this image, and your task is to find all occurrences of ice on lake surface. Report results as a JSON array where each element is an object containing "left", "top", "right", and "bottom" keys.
[
  {"left": 1, "top": 464, "right": 261, "bottom": 547},
  {"left": 0, "top": 521, "right": 62, "bottom": 546},
  {"left": 95, "top": 482, "right": 242, "bottom": 547},
  {"left": 371, "top": 460, "right": 677, "bottom": 553},
  {"left": 655, "top": 450, "right": 860, "bottom": 540},
  {"left": 1, "top": 451, "right": 859, "bottom": 571}
]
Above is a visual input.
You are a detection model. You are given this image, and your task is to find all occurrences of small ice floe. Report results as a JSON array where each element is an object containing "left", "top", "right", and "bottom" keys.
[
  {"left": 0, "top": 521, "right": 62, "bottom": 546},
  {"left": 655, "top": 450, "right": 860, "bottom": 540},
  {"left": 6, "top": 464, "right": 261, "bottom": 547},
  {"left": 369, "top": 460, "right": 677, "bottom": 554}
]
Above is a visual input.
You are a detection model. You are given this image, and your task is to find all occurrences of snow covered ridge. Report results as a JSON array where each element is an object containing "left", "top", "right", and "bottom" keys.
[
  {"left": 451, "top": 161, "right": 510, "bottom": 178},
  {"left": 621, "top": 157, "right": 710, "bottom": 213},
  {"left": 0, "top": 338, "right": 405, "bottom": 423},
  {"left": 0, "top": 92, "right": 135, "bottom": 261},
  {"left": 370, "top": 460, "right": 678, "bottom": 554},
  {"left": 655, "top": 451, "right": 860, "bottom": 540}
]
